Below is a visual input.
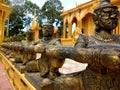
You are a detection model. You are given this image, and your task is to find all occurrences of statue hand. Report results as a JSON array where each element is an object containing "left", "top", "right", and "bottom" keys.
[
  {"left": 34, "top": 44, "right": 45, "bottom": 53},
  {"left": 45, "top": 46, "right": 65, "bottom": 59},
  {"left": 100, "top": 49, "right": 120, "bottom": 70}
]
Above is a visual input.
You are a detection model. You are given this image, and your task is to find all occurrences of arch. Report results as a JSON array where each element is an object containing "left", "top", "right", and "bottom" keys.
[
  {"left": 82, "top": 13, "right": 95, "bottom": 35},
  {"left": 80, "top": 9, "right": 93, "bottom": 20},
  {"left": 70, "top": 13, "right": 79, "bottom": 23},
  {"left": 71, "top": 17, "right": 77, "bottom": 36},
  {"left": 65, "top": 20, "right": 68, "bottom": 38}
]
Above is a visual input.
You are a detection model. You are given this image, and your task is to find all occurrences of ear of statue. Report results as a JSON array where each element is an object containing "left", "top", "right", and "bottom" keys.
[{"left": 92, "top": 12, "right": 98, "bottom": 25}]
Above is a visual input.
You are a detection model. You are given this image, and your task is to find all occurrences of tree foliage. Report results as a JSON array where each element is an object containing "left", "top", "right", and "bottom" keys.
[
  {"left": 7, "top": 0, "right": 64, "bottom": 36},
  {"left": 8, "top": 5, "right": 26, "bottom": 36},
  {"left": 8, "top": 0, "right": 42, "bottom": 36},
  {"left": 23, "top": 0, "right": 42, "bottom": 28},
  {"left": 41, "top": 0, "right": 63, "bottom": 26}
]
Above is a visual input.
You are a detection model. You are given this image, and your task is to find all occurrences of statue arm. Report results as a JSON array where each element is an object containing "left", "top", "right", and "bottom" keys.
[
  {"left": 74, "top": 34, "right": 89, "bottom": 48},
  {"left": 55, "top": 38, "right": 62, "bottom": 46},
  {"left": 46, "top": 45, "right": 120, "bottom": 70},
  {"left": 32, "top": 39, "right": 40, "bottom": 45},
  {"left": 100, "top": 48, "right": 120, "bottom": 70},
  {"left": 46, "top": 46, "right": 100, "bottom": 64}
]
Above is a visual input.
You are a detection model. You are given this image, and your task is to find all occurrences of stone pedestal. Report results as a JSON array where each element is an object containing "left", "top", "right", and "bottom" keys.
[
  {"left": 25, "top": 73, "right": 54, "bottom": 90},
  {"left": 15, "top": 63, "right": 26, "bottom": 73}
]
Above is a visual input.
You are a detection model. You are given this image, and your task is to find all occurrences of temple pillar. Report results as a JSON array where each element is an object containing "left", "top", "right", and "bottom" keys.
[
  {"left": 68, "top": 23, "right": 72, "bottom": 38},
  {"left": 77, "top": 20, "right": 82, "bottom": 30},
  {"left": 0, "top": 10, "right": 2, "bottom": 43},
  {"left": 0, "top": 3, "right": 11, "bottom": 44},
  {"left": 63, "top": 21, "right": 66, "bottom": 38}
]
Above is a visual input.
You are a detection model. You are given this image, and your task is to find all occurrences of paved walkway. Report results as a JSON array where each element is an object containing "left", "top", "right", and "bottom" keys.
[{"left": 0, "top": 61, "right": 12, "bottom": 90}]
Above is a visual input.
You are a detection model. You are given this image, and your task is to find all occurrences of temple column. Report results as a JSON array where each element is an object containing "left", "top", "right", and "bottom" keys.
[
  {"left": 77, "top": 20, "right": 82, "bottom": 30},
  {"left": 2, "top": 12, "right": 6, "bottom": 43},
  {"left": 68, "top": 23, "right": 72, "bottom": 38},
  {"left": 115, "top": 26, "right": 119, "bottom": 34},
  {"left": 0, "top": 11, "right": 5, "bottom": 43},
  {"left": 63, "top": 21, "right": 66, "bottom": 38},
  {"left": 0, "top": 3, "right": 11, "bottom": 44},
  {"left": 0, "top": 10, "right": 2, "bottom": 43},
  {"left": 77, "top": 20, "right": 82, "bottom": 34},
  {"left": 118, "top": 21, "right": 120, "bottom": 34}
]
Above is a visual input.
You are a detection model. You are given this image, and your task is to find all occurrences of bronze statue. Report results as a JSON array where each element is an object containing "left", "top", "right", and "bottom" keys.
[
  {"left": 45, "top": 0, "right": 120, "bottom": 89},
  {"left": 26, "top": 21, "right": 65, "bottom": 79},
  {"left": 26, "top": 29, "right": 34, "bottom": 44},
  {"left": 17, "top": 32, "right": 23, "bottom": 42},
  {"left": 21, "top": 29, "right": 36, "bottom": 64}
]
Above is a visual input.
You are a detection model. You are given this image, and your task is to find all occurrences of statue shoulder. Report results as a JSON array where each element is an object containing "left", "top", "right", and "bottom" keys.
[
  {"left": 50, "top": 38, "right": 61, "bottom": 45},
  {"left": 75, "top": 34, "right": 89, "bottom": 48},
  {"left": 112, "top": 34, "right": 120, "bottom": 43},
  {"left": 32, "top": 39, "right": 42, "bottom": 45},
  {"left": 77, "top": 34, "right": 89, "bottom": 41}
]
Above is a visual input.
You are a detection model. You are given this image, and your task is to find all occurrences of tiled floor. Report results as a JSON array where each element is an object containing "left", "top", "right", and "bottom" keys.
[{"left": 0, "top": 61, "right": 12, "bottom": 90}]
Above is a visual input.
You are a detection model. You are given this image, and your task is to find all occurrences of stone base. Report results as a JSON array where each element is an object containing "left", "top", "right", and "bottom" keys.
[
  {"left": 25, "top": 72, "right": 54, "bottom": 90},
  {"left": 15, "top": 63, "right": 26, "bottom": 73}
]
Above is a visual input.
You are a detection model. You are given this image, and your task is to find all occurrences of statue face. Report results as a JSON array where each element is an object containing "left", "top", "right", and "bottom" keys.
[
  {"left": 98, "top": 7, "right": 119, "bottom": 30},
  {"left": 27, "top": 30, "right": 34, "bottom": 41},
  {"left": 42, "top": 25, "right": 53, "bottom": 37}
]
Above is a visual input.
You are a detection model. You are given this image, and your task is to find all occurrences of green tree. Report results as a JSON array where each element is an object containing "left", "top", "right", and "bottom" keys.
[
  {"left": 7, "top": 0, "right": 42, "bottom": 36},
  {"left": 9, "top": 5, "right": 26, "bottom": 36},
  {"left": 41, "top": 0, "right": 63, "bottom": 26},
  {"left": 23, "top": 0, "right": 42, "bottom": 28},
  {"left": 5, "top": 0, "right": 11, "bottom": 5}
]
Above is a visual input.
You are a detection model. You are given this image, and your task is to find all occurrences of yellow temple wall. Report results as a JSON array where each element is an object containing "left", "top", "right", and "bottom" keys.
[
  {"left": 61, "top": 0, "right": 120, "bottom": 46},
  {"left": 0, "top": 3, "right": 11, "bottom": 44}
]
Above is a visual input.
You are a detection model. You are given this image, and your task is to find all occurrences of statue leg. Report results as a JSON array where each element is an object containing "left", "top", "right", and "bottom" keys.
[
  {"left": 22, "top": 52, "right": 36, "bottom": 65},
  {"left": 22, "top": 53, "right": 28, "bottom": 65},
  {"left": 38, "top": 58, "right": 49, "bottom": 77},
  {"left": 26, "top": 60, "right": 39, "bottom": 72},
  {"left": 49, "top": 59, "right": 65, "bottom": 79}
]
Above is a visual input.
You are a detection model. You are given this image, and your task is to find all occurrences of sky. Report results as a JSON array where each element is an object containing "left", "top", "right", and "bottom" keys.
[
  {"left": 28, "top": 0, "right": 91, "bottom": 27},
  {"left": 29, "top": 0, "right": 91, "bottom": 10}
]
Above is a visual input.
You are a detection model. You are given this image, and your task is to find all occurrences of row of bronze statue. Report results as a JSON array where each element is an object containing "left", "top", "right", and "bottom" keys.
[{"left": 1, "top": 0, "right": 120, "bottom": 89}]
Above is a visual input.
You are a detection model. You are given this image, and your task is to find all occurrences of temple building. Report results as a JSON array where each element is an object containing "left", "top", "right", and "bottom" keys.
[
  {"left": 0, "top": 1, "right": 11, "bottom": 44},
  {"left": 61, "top": 0, "right": 120, "bottom": 45}
]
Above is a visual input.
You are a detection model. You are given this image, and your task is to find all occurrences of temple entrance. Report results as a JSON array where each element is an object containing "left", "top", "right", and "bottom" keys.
[{"left": 82, "top": 13, "right": 95, "bottom": 35}]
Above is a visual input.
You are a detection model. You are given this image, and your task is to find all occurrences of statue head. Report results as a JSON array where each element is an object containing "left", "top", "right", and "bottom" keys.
[
  {"left": 26, "top": 29, "right": 34, "bottom": 41},
  {"left": 42, "top": 20, "right": 54, "bottom": 37},
  {"left": 93, "top": 0, "right": 119, "bottom": 32},
  {"left": 13, "top": 35, "right": 17, "bottom": 41},
  {"left": 17, "top": 32, "right": 23, "bottom": 41}
]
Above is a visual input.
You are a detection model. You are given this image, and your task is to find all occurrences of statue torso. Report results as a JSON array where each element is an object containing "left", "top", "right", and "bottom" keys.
[
  {"left": 36, "top": 38, "right": 61, "bottom": 75},
  {"left": 74, "top": 33, "right": 120, "bottom": 90}
]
